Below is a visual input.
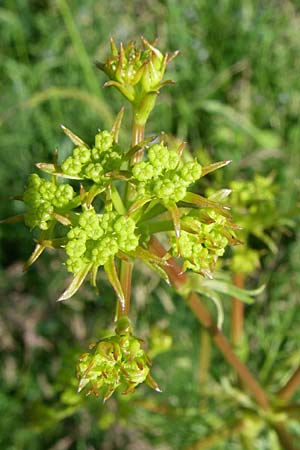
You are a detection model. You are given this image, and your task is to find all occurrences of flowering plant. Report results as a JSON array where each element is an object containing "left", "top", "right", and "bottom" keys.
[{"left": 3, "top": 37, "right": 239, "bottom": 400}]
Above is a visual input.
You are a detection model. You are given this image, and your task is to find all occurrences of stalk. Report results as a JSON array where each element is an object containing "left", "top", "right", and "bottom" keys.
[
  {"left": 149, "top": 236, "right": 270, "bottom": 409},
  {"left": 185, "top": 419, "right": 244, "bottom": 450},
  {"left": 231, "top": 273, "right": 246, "bottom": 347},
  {"left": 118, "top": 115, "right": 145, "bottom": 317},
  {"left": 278, "top": 367, "right": 300, "bottom": 402},
  {"left": 198, "top": 329, "right": 211, "bottom": 386},
  {"left": 149, "top": 237, "right": 299, "bottom": 449}
]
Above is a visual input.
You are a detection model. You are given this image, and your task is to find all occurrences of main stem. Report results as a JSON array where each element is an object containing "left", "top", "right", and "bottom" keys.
[{"left": 119, "top": 116, "right": 145, "bottom": 317}]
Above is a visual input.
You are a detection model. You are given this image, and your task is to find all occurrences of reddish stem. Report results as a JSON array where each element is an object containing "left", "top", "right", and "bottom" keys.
[
  {"left": 278, "top": 367, "right": 300, "bottom": 402},
  {"left": 149, "top": 236, "right": 269, "bottom": 409}
]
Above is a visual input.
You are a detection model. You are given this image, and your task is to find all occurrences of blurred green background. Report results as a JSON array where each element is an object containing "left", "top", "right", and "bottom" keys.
[{"left": 1, "top": 1, "right": 300, "bottom": 449}]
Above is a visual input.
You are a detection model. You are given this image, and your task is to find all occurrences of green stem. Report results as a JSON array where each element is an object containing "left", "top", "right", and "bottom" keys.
[
  {"left": 118, "top": 118, "right": 145, "bottom": 318},
  {"left": 185, "top": 419, "right": 244, "bottom": 450},
  {"left": 198, "top": 329, "right": 211, "bottom": 386}
]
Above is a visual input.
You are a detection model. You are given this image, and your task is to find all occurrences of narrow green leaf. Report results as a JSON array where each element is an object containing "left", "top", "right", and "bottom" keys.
[
  {"left": 61, "top": 124, "right": 88, "bottom": 147},
  {"left": 111, "top": 183, "right": 126, "bottom": 215},
  {"left": 130, "top": 246, "right": 169, "bottom": 266},
  {"left": 38, "top": 238, "right": 66, "bottom": 249},
  {"left": 104, "top": 170, "right": 131, "bottom": 180},
  {"left": 200, "top": 278, "right": 265, "bottom": 304},
  {"left": 208, "top": 189, "right": 232, "bottom": 202},
  {"left": 85, "top": 185, "right": 105, "bottom": 207},
  {"left": 142, "top": 260, "right": 171, "bottom": 285},
  {"left": 52, "top": 212, "right": 72, "bottom": 226},
  {"left": 58, "top": 263, "right": 92, "bottom": 301},
  {"left": 104, "top": 257, "right": 125, "bottom": 311},
  {"left": 23, "top": 243, "right": 45, "bottom": 271},
  {"left": 201, "top": 160, "right": 232, "bottom": 177},
  {"left": 183, "top": 192, "right": 230, "bottom": 216},
  {"left": 127, "top": 196, "right": 152, "bottom": 216},
  {"left": 36, "top": 162, "right": 83, "bottom": 180},
  {"left": 168, "top": 203, "right": 181, "bottom": 240},
  {"left": 124, "top": 136, "right": 157, "bottom": 160},
  {"left": 0, "top": 214, "right": 24, "bottom": 224},
  {"left": 110, "top": 107, "right": 124, "bottom": 143}
]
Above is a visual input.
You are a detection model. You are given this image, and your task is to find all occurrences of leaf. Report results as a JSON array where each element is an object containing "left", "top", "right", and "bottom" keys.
[
  {"left": 58, "top": 263, "right": 92, "bottom": 301},
  {"left": 183, "top": 192, "right": 231, "bottom": 216},
  {"left": 208, "top": 189, "right": 232, "bottom": 202},
  {"left": 85, "top": 184, "right": 105, "bottom": 207},
  {"left": 52, "top": 212, "right": 72, "bottom": 226},
  {"left": 130, "top": 246, "right": 169, "bottom": 266},
  {"left": 111, "top": 183, "right": 126, "bottom": 215},
  {"left": 201, "top": 160, "right": 232, "bottom": 177},
  {"left": 61, "top": 124, "right": 88, "bottom": 147},
  {"left": 142, "top": 260, "right": 171, "bottom": 285},
  {"left": 36, "top": 163, "right": 83, "bottom": 180},
  {"left": 200, "top": 278, "right": 265, "bottom": 304},
  {"left": 127, "top": 196, "right": 152, "bottom": 216},
  {"left": 167, "top": 203, "right": 181, "bottom": 253},
  {"left": 23, "top": 242, "right": 45, "bottom": 271},
  {"left": 104, "top": 257, "right": 125, "bottom": 311},
  {"left": 104, "top": 170, "right": 131, "bottom": 180},
  {"left": 201, "top": 100, "right": 280, "bottom": 148},
  {"left": 111, "top": 107, "right": 124, "bottom": 143},
  {"left": 124, "top": 136, "right": 157, "bottom": 160},
  {"left": 191, "top": 284, "right": 224, "bottom": 329},
  {"left": 0, "top": 214, "right": 24, "bottom": 224},
  {"left": 37, "top": 238, "right": 66, "bottom": 249}
]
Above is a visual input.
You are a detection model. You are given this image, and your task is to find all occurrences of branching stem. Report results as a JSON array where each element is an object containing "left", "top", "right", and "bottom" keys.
[{"left": 118, "top": 117, "right": 145, "bottom": 317}]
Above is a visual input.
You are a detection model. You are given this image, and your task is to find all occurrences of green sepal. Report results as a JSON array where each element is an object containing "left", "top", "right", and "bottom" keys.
[
  {"left": 58, "top": 263, "right": 93, "bottom": 301},
  {"left": 104, "top": 257, "right": 125, "bottom": 311},
  {"left": 104, "top": 80, "right": 135, "bottom": 102}
]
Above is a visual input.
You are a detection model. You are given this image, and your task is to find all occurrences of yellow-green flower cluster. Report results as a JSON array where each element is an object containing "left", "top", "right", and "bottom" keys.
[
  {"left": 65, "top": 208, "right": 139, "bottom": 273},
  {"left": 23, "top": 174, "right": 74, "bottom": 230},
  {"left": 132, "top": 144, "right": 202, "bottom": 204},
  {"left": 61, "top": 131, "right": 122, "bottom": 183},
  {"left": 171, "top": 211, "right": 231, "bottom": 274},
  {"left": 77, "top": 317, "right": 160, "bottom": 400}
]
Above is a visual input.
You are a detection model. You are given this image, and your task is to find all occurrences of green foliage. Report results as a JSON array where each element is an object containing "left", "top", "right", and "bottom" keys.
[{"left": 1, "top": 1, "right": 300, "bottom": 449}]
